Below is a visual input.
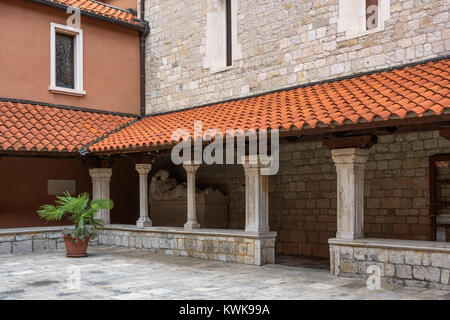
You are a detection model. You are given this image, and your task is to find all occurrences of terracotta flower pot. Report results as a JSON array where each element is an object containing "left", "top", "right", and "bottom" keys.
[{"left": 63, "top": 235, "right": 89, "bottom": 258}]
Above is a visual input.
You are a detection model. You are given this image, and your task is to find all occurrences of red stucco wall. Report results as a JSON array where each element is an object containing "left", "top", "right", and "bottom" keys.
[
  {"left": 0, "top": 156, "right": 140, "bottom": 228},
  {"left": 0, "top": 0, "right": 141, "bottom": 115}
]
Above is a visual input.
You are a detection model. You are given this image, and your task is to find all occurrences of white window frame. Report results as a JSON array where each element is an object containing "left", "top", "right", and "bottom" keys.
[
  {"left": 203, "top": 0, "right": 242, "bottom": 73},
  {"left": 49, "top": 23, "right": 85, "bottom": 96},
  {"left": 338, "top": 0, "right": 390, "bottom": 40}
]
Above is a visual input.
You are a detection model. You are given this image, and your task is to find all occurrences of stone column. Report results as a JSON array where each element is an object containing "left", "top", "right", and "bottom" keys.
[
  {"left": 135, "top": 163, "right": 152, "bottom": 228},
  {"left": 183, "top": 161, "right": 201, "bottom": 229},
  {"left": 242, "top": 156, "right": 269, "bottom": 233},
  {"left": 436, "top": 214, "right": 450, "bottom": 242},
  {"left": 89, "top": 168, "right": 113, "bottom": 225},
  {"left": 331, "top": 148, "right": 369, "bottom": 240}
]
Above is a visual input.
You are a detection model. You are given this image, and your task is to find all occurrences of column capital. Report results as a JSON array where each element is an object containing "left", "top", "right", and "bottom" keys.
[
  {"left": 135, "top": 163, "right": 152, "bottom": 175},
  {"left": 89, "top": 168, "right": 112, "bottom": 179},
  {"left": 182, "top": 161, "right": 201, "bottom": 173},
  {"left": 241, "top": 155, "right": 271, "bottom": 170},
  {"left": 331, "top": 148, "right": 369, "bottom": 165}
]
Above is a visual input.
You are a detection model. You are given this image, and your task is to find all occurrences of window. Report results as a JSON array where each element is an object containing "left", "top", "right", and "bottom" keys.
[
  {"left": 49, "top": 23, "right": 85, "bottom": 96},
  {"left": 55, "top": 33, "right": 74, "bottom": 89},
  {"left": 203, "top": 0, "right": 242, "bottom": 72},
  {"left": 226, "top": 0, "right": 232, "bottom": 67},
  {"left": 338, "top": 0, "right": 390, "bottom": 39}
]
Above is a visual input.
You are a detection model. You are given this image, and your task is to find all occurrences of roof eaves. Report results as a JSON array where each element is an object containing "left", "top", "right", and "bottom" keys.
[
  {"left": 0, "top": 97, "right": 140, "bottom": 118},
  {"left": 80, "top": 116, "right": 143, "bottom": 156},
  {"left": 27, "top": 0, "right": 148, "bottom": 32}
]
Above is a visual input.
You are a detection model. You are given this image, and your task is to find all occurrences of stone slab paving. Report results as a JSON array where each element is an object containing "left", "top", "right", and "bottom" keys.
[{"left": 0, "top": 246, "right": 449, "bottom": 300}]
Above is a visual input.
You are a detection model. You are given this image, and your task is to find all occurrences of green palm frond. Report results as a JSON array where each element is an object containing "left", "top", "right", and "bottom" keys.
[
  {"left": 37, "top": 204, "right": 64, "bottom": 221},
  {"left": 37, "top": 192, "right": 113, "bottom": 239},
  {"left": 91, "top": 198, "right": 114, "bottom": 211}
]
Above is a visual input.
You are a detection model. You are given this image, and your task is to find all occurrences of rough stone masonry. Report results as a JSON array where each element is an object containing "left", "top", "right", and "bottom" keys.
[
  {"left": 191, "top": 131, "right": 450, "bottom": 258},
  {"left": 144, "top": 0, "right": 449, "bottom": 114}
]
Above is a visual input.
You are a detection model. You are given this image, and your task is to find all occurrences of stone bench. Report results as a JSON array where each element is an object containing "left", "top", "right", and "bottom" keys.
[{"left": 329, "top": 238, "right": 450, "bottom": 290}]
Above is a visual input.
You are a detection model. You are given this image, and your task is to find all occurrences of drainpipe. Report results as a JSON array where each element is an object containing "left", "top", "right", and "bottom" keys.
[{"left": 139, "top": 0, "right": 149, "bottom": 117}]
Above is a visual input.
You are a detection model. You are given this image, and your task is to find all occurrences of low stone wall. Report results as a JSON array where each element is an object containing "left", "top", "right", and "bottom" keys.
[
  {"left": 0, "top": 225, "right": 277, "bottom": 266},
  {"left": 329, "top": 238, "right": 450, "bottom": 290},
  {"left": 0, "top": 226, "right": 67, "bottom": 254},
  {"left": 98, "top": 225, "right": 277, "bottom": 265}
]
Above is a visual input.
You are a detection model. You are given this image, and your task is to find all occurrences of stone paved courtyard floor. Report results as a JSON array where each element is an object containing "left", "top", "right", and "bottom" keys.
[{"left": 0, "top": 246, "right": 449, "bottom": 300}]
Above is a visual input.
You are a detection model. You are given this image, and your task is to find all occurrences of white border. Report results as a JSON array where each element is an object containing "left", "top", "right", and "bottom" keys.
[{"left": 49, "top": 22, "right": 85, "bottom": 96}]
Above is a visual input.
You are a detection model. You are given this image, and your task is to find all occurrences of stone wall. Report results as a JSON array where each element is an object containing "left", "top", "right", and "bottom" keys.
[
  {"left": 0, "top": 225, "right": 277, "bottom": 266},
  {"left": 98, "top": 225, "right": 276, "bottom": 265},
  {"left": 329, "top": 238, "right": 450, "bottom": 290},
  {"left": 192, "top": 130, "right": 450, "bottom": 258},
  {"left": 0, "top": 227, "right": 66, "bottom": 254},
  {"left": 145, "top": 0, "right": 449, "bottom": 114}
]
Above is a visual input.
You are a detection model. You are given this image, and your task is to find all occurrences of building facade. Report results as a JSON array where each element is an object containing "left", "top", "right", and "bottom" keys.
[
  {"left": 144, "top": 0, "right": 448, "bottom": 113},
  {"left": 0, "top": 0, "right": 449, "bottom": 290},
  {"left": 0, "top": 0, "right": 142, "bottom": 114},
  {"left": 0, "top": 0, "right": 145, "bottom": 228},
  {"left": 140, "top": 0, "right": 450, "bottom": 257}
]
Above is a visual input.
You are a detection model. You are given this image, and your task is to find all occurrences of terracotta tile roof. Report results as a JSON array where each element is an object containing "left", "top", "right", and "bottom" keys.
[
  {"left": 41, "top": 0, "right": 141, "bottom": 26},
  {"left": 89, "top": 58, "right": 450, "bottom": 153},
  {"left": 0, "top": 101, "right": 136, "bottom": 153},
  {"left": 1, "top": 58, "right": 448, "bottom": 155}
]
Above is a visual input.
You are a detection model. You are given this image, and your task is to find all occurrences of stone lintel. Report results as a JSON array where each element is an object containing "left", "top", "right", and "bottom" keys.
[
  {"left": 84, "top": 159, "right": 114, "bottom": 169},
  {"left": 323, "top": 134, "right": 378, "bottom": 150}
]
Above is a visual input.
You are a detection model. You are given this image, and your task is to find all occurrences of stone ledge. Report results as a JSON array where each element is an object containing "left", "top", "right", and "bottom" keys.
[
  {"left": 0, "top": 227, "right": 68, "bottom": 255},
  {"left": 98, "top": 225, "right": 277, "bottom": 266},
  {"left": 103, "top": 224, "right": 277, "bottom": 239},
  {"left": 329, "top": 238, "right": 450, "bottom": 253},
  {"left": 0, "top": 226, "right": 67, "bottom": 236}
]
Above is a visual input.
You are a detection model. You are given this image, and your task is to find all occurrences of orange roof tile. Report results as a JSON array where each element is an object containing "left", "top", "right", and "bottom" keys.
[
  {"left": 89, "top": 58, "right": 450, "bottom": 153},
  {"left": 1, "top": 58, "right": 449, "bottom": 155},
  {"left": 0, "top": 101, "right": 136, "bottom": 153},
  {"left": 41, "top": 0, "right": 142, "bottom": 27}
]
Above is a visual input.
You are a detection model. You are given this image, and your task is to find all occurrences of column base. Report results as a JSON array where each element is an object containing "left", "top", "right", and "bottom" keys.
[
  {"left": 95, "top": 212, "right": 110, "bottom": 226},
  {"left": 136, "top": 217, "right": 152, "bottom": 228},
  {"left": 336, "top": 231, "right": 363, "bottom": 240},
  {"left": 184, "top": 221, "right": 200, "bottom": 230},
  {"left": 437, "top": 227, "right": 447, "bottom": 242},
  {"left": 245, "top": 226, "right": 270, "bottom": 233}
]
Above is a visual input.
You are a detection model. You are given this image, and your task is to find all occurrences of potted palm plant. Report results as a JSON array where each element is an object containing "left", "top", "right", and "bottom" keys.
[{"left": 37, "top": 192, "right": 113, "bottom": 258}]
